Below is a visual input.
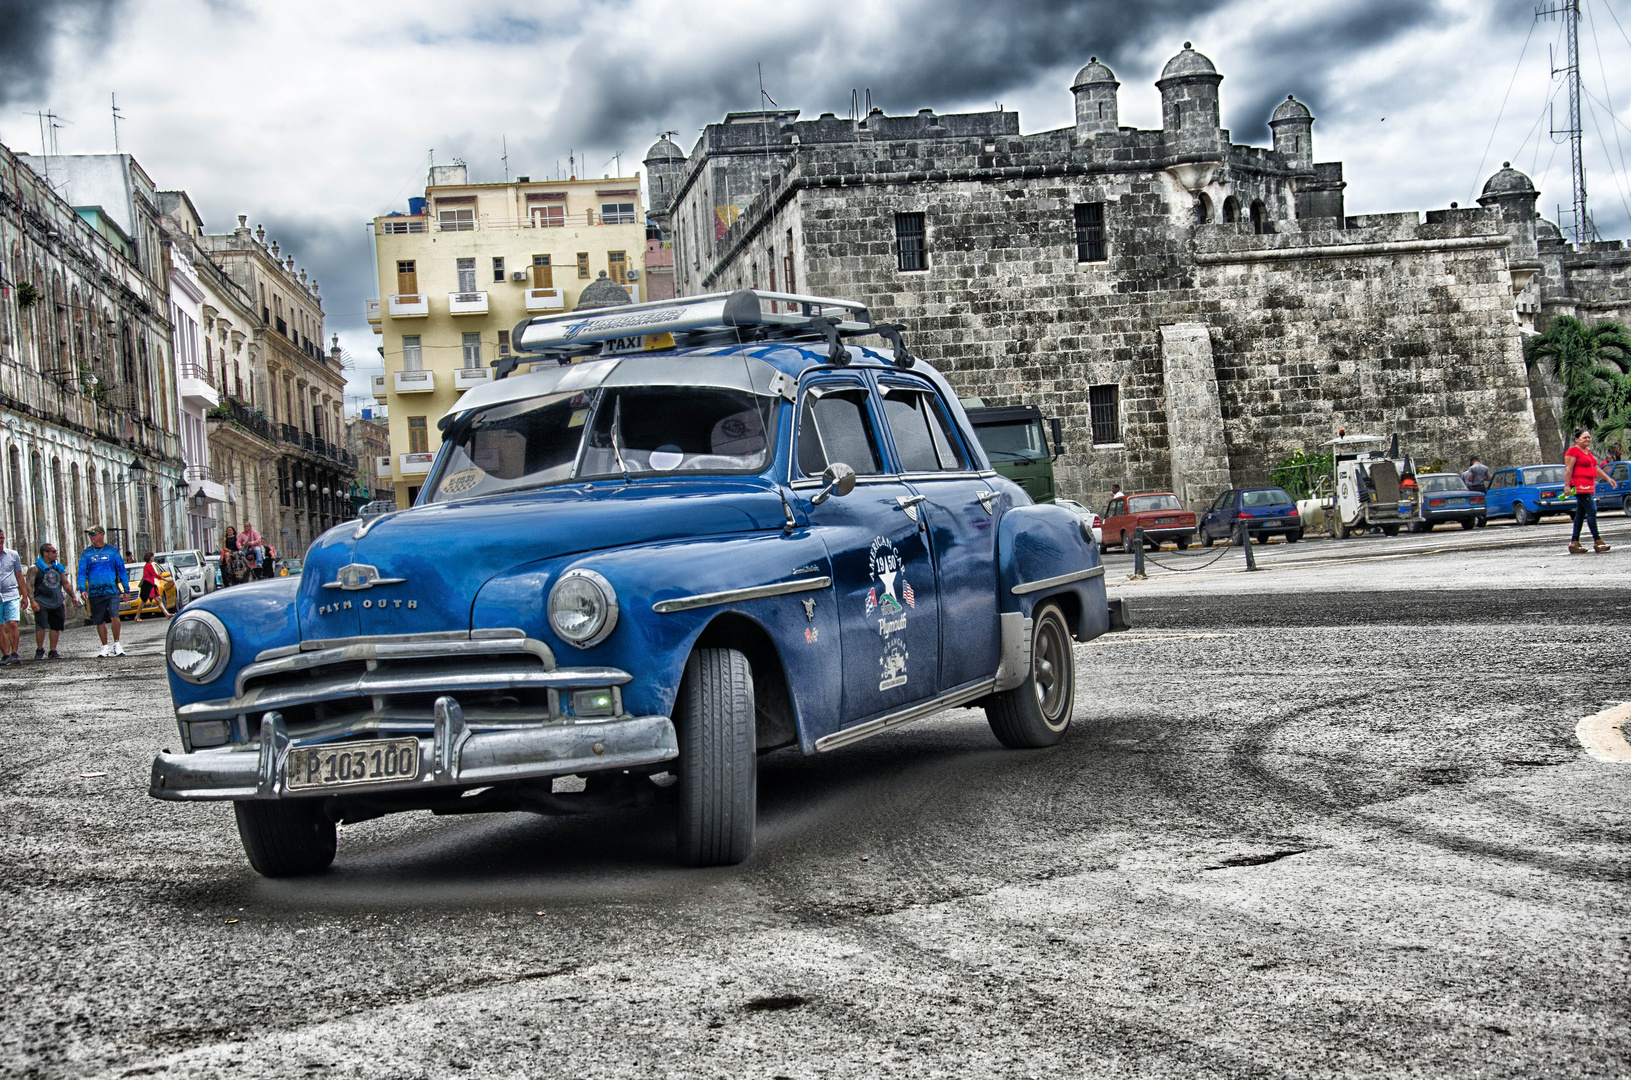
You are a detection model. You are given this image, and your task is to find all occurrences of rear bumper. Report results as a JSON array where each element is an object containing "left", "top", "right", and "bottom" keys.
[{"left": 150, "top": 698, "right": 678, "bottom": 801}]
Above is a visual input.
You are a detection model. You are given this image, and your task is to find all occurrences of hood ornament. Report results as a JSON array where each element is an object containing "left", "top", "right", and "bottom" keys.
[{"left": 323, "top": 563, "right": 407, "bottom": 591}]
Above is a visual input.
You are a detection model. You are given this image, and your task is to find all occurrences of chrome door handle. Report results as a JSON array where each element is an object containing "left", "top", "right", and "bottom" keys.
[
  {"left": 977, "top": 490, "right": 999, "bottom": 514},
  {"left": 896, "top": 494, "right": 925, "bottom": 522}
]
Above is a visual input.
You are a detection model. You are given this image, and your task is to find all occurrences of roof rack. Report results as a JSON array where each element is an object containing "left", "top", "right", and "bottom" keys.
[{"left": 501, "top": 289, "right": 915, "bottom": 377}]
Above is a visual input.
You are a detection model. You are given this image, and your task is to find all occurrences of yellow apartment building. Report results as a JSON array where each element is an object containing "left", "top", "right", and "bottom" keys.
[{"left": 368, "top": 164, "right": 647, "bottom": 506}]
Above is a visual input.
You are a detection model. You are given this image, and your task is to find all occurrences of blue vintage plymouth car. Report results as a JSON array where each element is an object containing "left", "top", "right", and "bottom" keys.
[{"left": 152, "top": 292, "right": 1114, "bottom": 876}]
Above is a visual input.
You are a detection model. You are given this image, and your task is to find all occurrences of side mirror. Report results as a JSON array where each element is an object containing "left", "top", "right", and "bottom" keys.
[
  {"left": 1050, "top": 417, "right": 1065, "bottom": 460},
  {"left": 811, "top": 462, "right": 857, "bottom": 505}
]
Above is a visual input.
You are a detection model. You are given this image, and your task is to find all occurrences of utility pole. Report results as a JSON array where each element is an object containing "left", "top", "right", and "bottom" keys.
[{"left": 1540, "top": 0, "right": 1595, "bottom": 243}]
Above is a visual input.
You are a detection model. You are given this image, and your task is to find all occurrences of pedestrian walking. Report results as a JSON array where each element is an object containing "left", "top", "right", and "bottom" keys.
[
  {"left": 0, "top": 528, "right": 30, "bottom": 667},
  {"left": 1564, "top": 428, "right": 1615, "bottom": 554},
  {"left": 78, "top": 526, "right": 129, "bottom": 657},
  {"left": 135, "top": 551, "right": 173, "bottom": 621},
  {"left": 1462, "top": 455, "right": 1491, "bottom": 492},
  {"left": 27, "top": 543, "right": 77, "bottom": 659}
]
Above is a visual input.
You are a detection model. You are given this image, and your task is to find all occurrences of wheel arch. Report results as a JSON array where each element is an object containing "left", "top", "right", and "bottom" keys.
[{"left": 692, "top": 612, "right": 798, "bottom": 753}]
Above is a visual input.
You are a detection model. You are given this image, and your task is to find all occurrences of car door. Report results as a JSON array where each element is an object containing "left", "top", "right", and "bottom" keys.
[
  {"left": 1105, "top": 497, "right": 1127, "bottom": 547},
  {"left": 1201, "top": 490, "right": 1229, "bottom": 539},
  {"left": 1488, "top": 470, "right": 1511, "bottom": 515},
  {"left": 793, "top": 376, "right": 941, "bottom": 723},
  {"left": 876, "top": 376, "right": 998, "bottom": 693}
]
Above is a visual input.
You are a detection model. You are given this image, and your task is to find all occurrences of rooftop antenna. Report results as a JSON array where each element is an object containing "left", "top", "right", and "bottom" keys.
[
  {"left": 34, "top": 110, "right": 69, "bottom": 156},
  {"left": 604, "top": 150, "right": 625, "bottom": 175},
  {"left": 1539, "top": 0, "right": 1596, "bottom": 243},
  {"left": 570, "top": 149, "right": 575, "bottom": 179},
  {"left": 110, "top": 93, "right": 124, "bottom": 153},
  {"left": 501, "top": 135, "right": 509, "bottom": 182}
]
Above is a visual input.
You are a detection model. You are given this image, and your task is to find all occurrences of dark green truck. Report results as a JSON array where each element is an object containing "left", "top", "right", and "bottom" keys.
[{"left": 960, "top": 400, "right": 1064, "bottom": 504}]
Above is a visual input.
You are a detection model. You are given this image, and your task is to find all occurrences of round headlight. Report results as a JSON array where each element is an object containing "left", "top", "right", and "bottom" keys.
[
  {"left": 167, "top": 609, "right": 231, "bottom": 683},
  {"left": 548, "top": 568, "right": 618, "bottom": 648}
]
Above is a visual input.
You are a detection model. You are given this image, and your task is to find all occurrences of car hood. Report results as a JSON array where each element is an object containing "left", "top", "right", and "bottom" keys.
[{"left": 296, "top": 479, "right": 789, "bottom": 641}]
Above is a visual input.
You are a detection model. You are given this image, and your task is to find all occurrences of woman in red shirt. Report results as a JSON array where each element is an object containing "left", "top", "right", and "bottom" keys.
[{"left": 1564, "top": 428, "right": 1615, "bottom": 554}]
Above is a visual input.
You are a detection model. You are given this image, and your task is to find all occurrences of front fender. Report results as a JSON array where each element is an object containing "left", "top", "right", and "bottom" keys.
[
  {"left": 472, "top": 529, "right": 835, "bottom": 737},
  {"left": 996, "top": 503, "right": 1109, "bottom": 642},
  {"left": 165, "top": 577, "right": 300, "bottom": 714}
]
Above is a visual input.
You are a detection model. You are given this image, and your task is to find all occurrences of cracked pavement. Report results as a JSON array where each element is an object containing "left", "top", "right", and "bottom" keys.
[{"left": 2, "top": 519, "right": 1627, "bottom": 1078}]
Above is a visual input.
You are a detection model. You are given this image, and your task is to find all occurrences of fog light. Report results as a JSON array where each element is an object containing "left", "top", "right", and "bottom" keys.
[
  {"left": 188, "top": 720, "right": 231, "bottom": 748},
  {"left": 571, "top": 689, "right": 617, "bottom": 717}
]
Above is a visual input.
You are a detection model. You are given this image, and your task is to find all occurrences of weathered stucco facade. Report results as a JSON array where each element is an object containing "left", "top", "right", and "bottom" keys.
[{"left": 649, "top": 46, "right": 1621, "bottom": 507}]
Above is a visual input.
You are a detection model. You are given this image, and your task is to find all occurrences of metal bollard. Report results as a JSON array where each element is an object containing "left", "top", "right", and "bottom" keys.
[
  {"left": 1133, "top": 526, "right": 1146, "bottom": 577},
  {"left": 1239, "top": 519, "right": 1258, "bottom": 571}
]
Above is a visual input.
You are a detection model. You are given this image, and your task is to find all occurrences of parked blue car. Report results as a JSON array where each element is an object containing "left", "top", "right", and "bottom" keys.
[
  {"left": 1483, "top": 465, "right": 1576, "bottom": 525},
  {"left": 151, "top": 291, "right": 1114, "bottom": 876},
  {"left": 1197, "top": 486, "right": 1303, "bottom": 546},
  {"left": 1596, "top": 460, "right": 1631, "bottom": 512}
]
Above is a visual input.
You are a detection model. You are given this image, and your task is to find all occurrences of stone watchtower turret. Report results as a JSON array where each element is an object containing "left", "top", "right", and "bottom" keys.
[
  {"left": 1268, "top": 95, "right": 1314, "bottom": 173},
  {"left": 1071, "top": 57, "right": 1120, "bottom": 140},
  {"left": 643, "top": 135, "right": 687, "bottom": 221},
  {"left": 1477, "top": 162, "right": 1541, "bottom": 222},
  {"left": 1156, "top": 43, "right": 1224, "bottom": 155}
]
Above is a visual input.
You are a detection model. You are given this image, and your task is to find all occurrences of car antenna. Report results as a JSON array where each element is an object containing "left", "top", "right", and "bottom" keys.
[{"left": 610, "top": 395, "right": 632, "bottom": 484}]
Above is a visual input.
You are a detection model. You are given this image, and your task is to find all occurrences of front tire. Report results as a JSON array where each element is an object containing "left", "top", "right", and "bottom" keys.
[
  {"left": 676, "top": 647, "right": 756, "bottom": 866},
  {"left": 1201, "top": 527, "right": 1214, "bottom": 548},
  {"left": 1382, "top": 524, "right": 1400, "bottom": 537},
  {"left": 986, "top": 603, "right": 1075, "bottom": 749},
  {"left": 234, "top": 800, "right": 336, "bottom": 878}
]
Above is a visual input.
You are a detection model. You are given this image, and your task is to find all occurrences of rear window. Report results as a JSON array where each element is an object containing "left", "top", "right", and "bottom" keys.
[
  {"left": 167, "top": 552, "right": 200, "bottom": 568},
  {"left": 1419, "top": 475, "right": 1461, "bottom": 493},
  {"left": 1127, "top": 494, "right": 1182, "bottom": 512},
  {"left": 1241, "top": 488, "right": 1293, "bottom": 507},
  {"left": 1524, "top": 466, "right": 1565, "bottom": 485}
]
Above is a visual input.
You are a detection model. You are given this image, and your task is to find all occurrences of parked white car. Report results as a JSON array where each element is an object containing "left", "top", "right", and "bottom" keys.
[{"left": 155, "top": 549, "right": 212, "bottom": 604}]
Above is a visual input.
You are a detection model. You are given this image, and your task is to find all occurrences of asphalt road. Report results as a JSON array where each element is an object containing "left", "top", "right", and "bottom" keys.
[{"left": 2, "top": 526, "right": 1627, "bottom": 1079}]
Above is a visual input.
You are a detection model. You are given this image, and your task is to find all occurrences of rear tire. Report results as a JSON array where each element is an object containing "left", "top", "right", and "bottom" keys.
[
  {"left": 1514, "top": 503, "right": 1533, "bottom": 526},
  {"left": 1120, "top": 531, "right": 1131, "bottom": 553},
  {"left": 1176, "top": 537, "right": 1190, "bottom": 550},
  {"left": 1335, "top": 520, "right": 1350, "bottom": 540},
  {"left": 1460, "top": 517, "right": 1476, "bottom": 530},
  {"left": 1382, "top": 524, "right": 1400, "bottom": 537},
  {"left": 1286, "top": 529, "right": 1302, "bottom": 543},
  {"left": 986, "top": 602, "right": 1075, "bottom": 749},
  {"left": 676, "top": 647, "right": 756, "bottom": 866},
  {"left": 234, "top": 800, "right": 336, "bottom": 878}
]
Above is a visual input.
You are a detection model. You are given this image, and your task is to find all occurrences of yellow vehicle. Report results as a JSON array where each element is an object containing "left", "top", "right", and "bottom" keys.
[{"left": 119, "top": 567, "right": 178, "bottom": 619}]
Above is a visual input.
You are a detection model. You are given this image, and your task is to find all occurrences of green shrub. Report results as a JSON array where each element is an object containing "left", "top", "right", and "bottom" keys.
[{"left": 1270, "top": 449, "right": 1334, "bottom": 500}]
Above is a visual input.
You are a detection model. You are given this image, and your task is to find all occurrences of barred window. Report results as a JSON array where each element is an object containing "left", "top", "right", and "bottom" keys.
[
  {"left": 1074, "top": 202, "right": 1106, "bottom": 262},
  {"left": 894, "top": 212, "right": 926, "bottom": 272},
  {"left": 1088, "top": 384, "right": 1119, "bottom": 445}
]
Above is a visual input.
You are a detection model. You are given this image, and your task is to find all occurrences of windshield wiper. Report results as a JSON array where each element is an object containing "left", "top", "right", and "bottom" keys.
[{"left": 610, "top": 395, "right": 631, "bottom": 484}]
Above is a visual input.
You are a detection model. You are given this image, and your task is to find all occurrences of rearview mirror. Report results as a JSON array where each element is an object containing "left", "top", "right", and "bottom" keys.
[
  {"left": 1050, "top": 417, "right": 1065, "bottom": 460},
  {"left": 811, "top": 462, "right": 857, "bottom": 505}
]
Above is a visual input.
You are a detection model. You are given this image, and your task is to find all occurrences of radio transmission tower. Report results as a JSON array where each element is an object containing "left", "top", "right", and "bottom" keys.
[{"left": 1539, "top": 0, "right": 1596, "bottom": 243}]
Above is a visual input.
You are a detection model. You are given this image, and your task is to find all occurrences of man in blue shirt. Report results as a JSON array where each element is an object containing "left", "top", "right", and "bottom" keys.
[{"left": 77, "top": 526, "right": 129, "bottom": 658}]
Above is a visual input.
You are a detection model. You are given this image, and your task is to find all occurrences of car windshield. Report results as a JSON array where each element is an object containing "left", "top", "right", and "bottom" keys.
[
  {"left": 1419, "top": 475, "right": 1462, "bottom": 493},
  {"left": 429, "top": 384, "right": 776, "bottom": 502},
  {"left": 1242, "top": 488, "right": 1293, "bottom": 507},
  {"left": 1525, "top": 466, "right": 1565, "bottom": 484},
  {"left": 1128, "top": 494, "right": 1182, "bottom": 512},
  {"left": 167, "top": 552, "right": 199, "bottom": 568},
  {"left": 973, "top": 419, "right": 1045, "bottom": 462}
]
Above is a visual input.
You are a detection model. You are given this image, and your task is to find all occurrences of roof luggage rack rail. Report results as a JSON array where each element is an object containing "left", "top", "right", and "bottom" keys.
[{"left": 500, "top": 288, "right": 914, "bottom": 377}]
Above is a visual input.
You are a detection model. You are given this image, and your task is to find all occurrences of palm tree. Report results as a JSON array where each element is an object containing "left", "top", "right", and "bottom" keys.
[{"left": 1524, "top": 316, "right": 1631, "bottom": 448}]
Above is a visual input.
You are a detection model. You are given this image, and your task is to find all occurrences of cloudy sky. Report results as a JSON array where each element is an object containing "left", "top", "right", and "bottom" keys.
[{"left": 6, "top": 0, "right": 1631, "bottom": 408}]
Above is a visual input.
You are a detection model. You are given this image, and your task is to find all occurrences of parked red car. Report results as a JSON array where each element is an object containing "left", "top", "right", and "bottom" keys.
[{"left": 1102, "top": 492, "right": 1198, "bottom": 552}]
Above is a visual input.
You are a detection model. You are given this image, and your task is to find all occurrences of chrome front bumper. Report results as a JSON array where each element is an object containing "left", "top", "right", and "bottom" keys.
[{"left": 150, "top": 696, "right": 679, "bottom": 801}]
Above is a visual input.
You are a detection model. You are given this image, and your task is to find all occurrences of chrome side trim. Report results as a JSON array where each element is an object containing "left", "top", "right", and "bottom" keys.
[
  {"left": 1011, "top": 565, "right": 1105, "bottom": 596},
  {"left": 241, "top": 637, "right": 558, "bottom": 696},
  {"left": 653, "top": 575, "right": 831, "bottom": 614},
  {"left": 814, "top": 678, "right": 996, "bottom": 752}
]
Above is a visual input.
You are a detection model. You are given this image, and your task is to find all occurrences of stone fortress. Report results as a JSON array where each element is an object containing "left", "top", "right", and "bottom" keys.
[{"left": 644, "top": 44, "right": 1631, "bottom": 508}]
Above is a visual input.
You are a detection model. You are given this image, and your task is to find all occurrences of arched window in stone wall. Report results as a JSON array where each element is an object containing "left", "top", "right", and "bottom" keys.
[
  {"left": 4, "top": 445, "right": 21, "bottom": 540},
  {"left": 52, "top": 273, "right": 68, "bottom": 371},
  {"left": 29, "top": 450, "right": 45, "bottom": 551},
  {"left": 1223, "top": 196, "right": 1240, "bottom": 224},
  {"left": 1250, "top": 199, "right": 1267, "bottom": 235},
  {"left": 1195, "top": 193, "right": 1213, "bottom": 224},
  {"left": 70, "top": 463, "right": 82, "bottom": 542}
]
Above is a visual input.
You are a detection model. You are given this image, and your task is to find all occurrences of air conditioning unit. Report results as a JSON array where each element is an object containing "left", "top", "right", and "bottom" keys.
[
  {"left": 626, "top": 269, "right": 641, "bottom": 281},
  {"left": 511, "top": 270, "right": 528, "bottom": 282}
]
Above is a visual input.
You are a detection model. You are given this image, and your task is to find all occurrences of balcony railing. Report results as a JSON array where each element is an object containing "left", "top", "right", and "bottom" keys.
[
  {"left": 394, "top": 370, "right": 435, "bottom": 393},
  {"left": 178, "top": 361, "right": 214, "bottom": 388},
  {"left": 366, "top": 298, "right": 381, "bottom": 324},
  {"left": 387, "top": 294, "right": 429, "bottom": 318},
  {"left": 377, "top": 218, "right": 428, "bottom": 235},
  {"left": 209, "top": 397, "right": 273, "bottom": 441},
  {"left": 280, "top": 423, "right": 300, "bottom": 445},
  {"left": 400, "top": 452, "right": 434, "bottom": 476},
  {"left": 454, "top": 367, "right": 492, "bottom": 391},
  {"left": 184, "top": 464, "right": 221, "bottom": 483},
  {"left": 370, "top": 374, "right": 387, "bottom": 398},
  {"left": 178, "top": 360, "right": 219, "bottom": 408},
  {"left": 448, "top": 291, "right": 489, "bottom": 315},
  {"left": 524, "top": 287, "right": 566, "bottom": 312}
]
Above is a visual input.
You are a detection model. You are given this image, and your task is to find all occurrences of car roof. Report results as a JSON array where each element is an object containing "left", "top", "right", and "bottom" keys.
[{"left": 1122, "top": 491, "right": 1179, "bottom": 499}]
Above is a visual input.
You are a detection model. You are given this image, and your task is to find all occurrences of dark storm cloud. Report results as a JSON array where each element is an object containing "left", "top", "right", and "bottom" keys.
[
  {"left": 0, "top": 0, "right": 126, "bottom": 107},
  {"left": 552, "top": 0, "right": 1229, "bottom": 152}
]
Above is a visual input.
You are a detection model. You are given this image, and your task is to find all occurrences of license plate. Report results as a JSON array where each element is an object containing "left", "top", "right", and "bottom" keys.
[
  {"left": 1448, "top": 498, "right": 1467, "bottom": 506},
  {"left": 1155, "top": 517, "right": 1175, "bottom": 524},
  {"left": 1264, "top": 518, "right": 1283, "bottom": 526},
  {"left": 287, "top": 738, "right": 420, "bottom": 790}
]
